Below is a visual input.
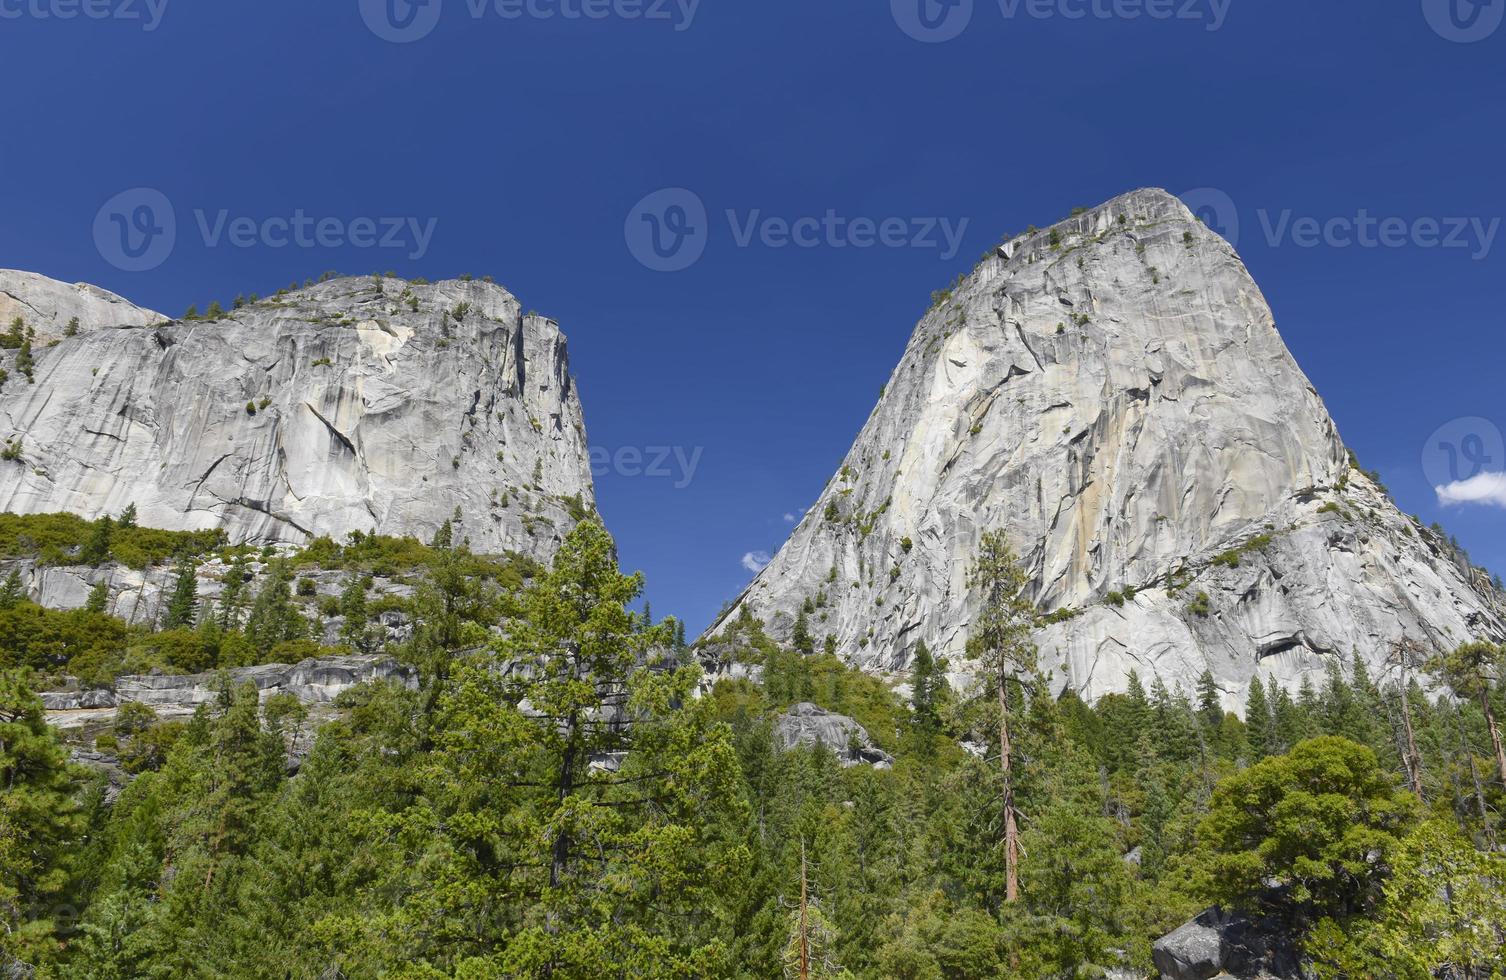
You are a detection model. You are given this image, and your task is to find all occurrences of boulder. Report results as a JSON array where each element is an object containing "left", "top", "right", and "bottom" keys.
[{"left": 1152, "top": 907, "right": 1307, "bottom": 980}]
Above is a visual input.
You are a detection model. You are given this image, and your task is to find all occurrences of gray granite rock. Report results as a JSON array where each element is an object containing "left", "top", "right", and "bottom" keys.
[
  {"left": 1152, "top": 907, "right": 1307, "bottom": 980},
  {"left": 0, "top": 274, "right": 593, "bottom": 564},
  {"left": 113, "top": 654, "right": 416, "bottom": 711},
  {"left": 773, "top": 702, "right": 894, "bottom": 768},
  {"left": 711, "top": 188, "right": 1505, "bottom": 710},
  {"left": 0, "top": 268, "right": 165, "bottom": 345}
]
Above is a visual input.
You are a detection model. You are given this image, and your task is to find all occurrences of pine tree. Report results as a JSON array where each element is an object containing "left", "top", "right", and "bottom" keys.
[
  {"left": 78, "top": 516, "right": 114, "bottom": 564},
  {"left": 338, "top": 573, "right": 370, "bottom": 652},
  {"left": 793, "top": 609, "right": 815, "bottom": 656},
  {"left": 0, "top": 570, "right": 24, "bottom": 610},
  {"left": 967, "top": 529, "right": 1037, "bottom": 905},
  {"left": 911, "top": 640, "right": 939, "bottom": 735},
  {"left": 1428, "top": 641, "right": 1506, "bottom": 786},
  {"left": 1245, "top": 674, "right": 1274, "bottom": 759},
  {"left": 424, "top": 518, "right": 747, "bottom": 973},
  {"left": 162, "top": 560, "right": 199, "bottom": 630},
  {"left": 244, "top": 562, "right": 304, "bottom": 656},
  {"left": 218, "top": 555, "right": 252, "bottom": 630},
  {"left": 84, "top": 579, "right": 110, "bottom": 614},
  {"left": 0, "top": 671, "right": 87, "bottom": 951},
  {"left": 1196, "top": 669, "right": 1222, "bottom": 730},
  {"left": 117, "top": 502, "right": 138, "bottom": 529}
]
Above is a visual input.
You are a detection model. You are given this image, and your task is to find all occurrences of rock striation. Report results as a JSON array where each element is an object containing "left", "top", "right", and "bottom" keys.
[
  {"left": 0, "top": 268, "right": 165, "bottom": 344},
  {"left": 711, "top": 188, "right": 1505, "bottom": 709},
  {"left": 0, "top": 274, "right": 594, "bottom": 563},
  {"left": 772, "top": 702, "right": 894, "bottom": 768}
]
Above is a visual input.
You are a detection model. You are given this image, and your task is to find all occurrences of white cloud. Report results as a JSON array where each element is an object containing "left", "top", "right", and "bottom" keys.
[
  {"left": 1436, "top": 472, "right": 1506, "bottom": 508},
  {"left": 741, "top": 550, "right": 772, "bottom": 573},
  {"left": 783, "top": 512, "right": 799, "bottom": 523}
]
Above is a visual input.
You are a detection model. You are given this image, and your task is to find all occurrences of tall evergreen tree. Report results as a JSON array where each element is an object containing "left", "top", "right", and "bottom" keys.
[
  {"left": 84, "top": 579, "right": 110, "bottom": 615},
  {"left": 967, "top": 530, "right": 1037, "bottom": 905},
  {"left": 78, "top": 516, "right": 113, "bottom": 565},
  {"left": 1245, "top": 675, "right": 1274, "bottom": 760},
  {"left": 162, "top": 560, "right": 199, "bottom": 630},
  {"left": 0, "top": 671, "right": 87, "bottom": 960},
  {"left": 911, "top": 639, "right": 939, "bottom": 736}
]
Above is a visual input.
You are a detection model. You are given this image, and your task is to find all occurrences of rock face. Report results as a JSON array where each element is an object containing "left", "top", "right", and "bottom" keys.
[
  {"left": 42, "top": 654, "right": 415, "bottom": 718},
  {"left": 0, "top": 268, "right": 165, "bottom": 344},
  {"left": 114, "top": 654, "right": 415, "bottom": 710},
  {"left": 0, "top": 274, "right": 593, "bottom": 563},
  {"left": 1152, "top": 907, "right": 1307, "bottom": 980},
  {"left": 773, "top": 702, "right": 894, "bottom": 768},
  {"left": 711, "top": 188, "right": 1505, "bottom": 709}
]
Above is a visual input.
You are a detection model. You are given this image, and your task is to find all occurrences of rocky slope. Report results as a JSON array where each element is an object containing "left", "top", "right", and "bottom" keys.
[
  {"left": 0, "top": 274, "right": 594, "bottom": 563},
  {"left": 0, "top": 268, "right": 166, "bottom": 343},
  {"left": 710, "top": 188, "right": 1505, "bottom": 710}
]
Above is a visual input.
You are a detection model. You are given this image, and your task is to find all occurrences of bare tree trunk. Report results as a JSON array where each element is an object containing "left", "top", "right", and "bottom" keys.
[
  {"left": 999, "top": 673, "right": 1019, "bottom": 905},
  {"left": 1480, "top": 689, "right": 1506, "bottom": 787},
  {"left": 798, "top": 841, "right": 810, "bottom": 980},
  {"left": 1399, "top": 683, "right": 1425, "bottom": 799}
]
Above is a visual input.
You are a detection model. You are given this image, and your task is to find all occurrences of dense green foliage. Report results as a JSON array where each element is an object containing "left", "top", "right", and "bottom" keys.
[
  {"left": 0, "top": 515, "right": 547, "bottom": 686},
  {"left": 0, "top": 512, "right": 226, "bottom": 569},
  {"left": 4, "top": 520, "right": 1505, "bottom": 977}
]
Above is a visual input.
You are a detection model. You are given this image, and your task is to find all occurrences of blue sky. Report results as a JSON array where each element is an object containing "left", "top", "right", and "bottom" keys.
[{"left": 2, "top": 0, "right": 1503, "bottom": 631}]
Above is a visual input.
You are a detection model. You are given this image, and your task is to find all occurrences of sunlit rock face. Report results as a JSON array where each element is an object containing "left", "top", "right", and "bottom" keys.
[
  {"left": 0, "top": 268, "right": 166, "bottom": 344},
  {"left": 0, "top": 274, "right": 593, "bottom": 563},
  {"left": 712, "top": 188, "right": 1504, "bottom": 710}
]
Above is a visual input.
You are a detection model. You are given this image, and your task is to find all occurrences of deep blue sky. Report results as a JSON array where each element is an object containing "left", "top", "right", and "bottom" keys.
[{"left": 2, "top": 0, "right": 1503, "bottom": 631}]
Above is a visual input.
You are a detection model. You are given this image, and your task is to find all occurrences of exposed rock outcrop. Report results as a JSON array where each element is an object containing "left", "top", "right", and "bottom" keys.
[
  {"left": 1, "top": 553, "right": 421, "bottom": 645},
  {"left": 42, "top": 654, "right": 415, "bottom": 728},
  {"left": 773, "top": 702, "right": 894, "bottom": 768},
  {"left": 1152, "top": 907, "right": 1307, "bottom": 980},
  {"left": 0, "top": 274, "right": 593, "bottom": 563},
  {"left": 711, "top": 188, "right": 1505, "bottom": 708},
  {"left": 0, "top": 268, "right": 165, "bottom": 344}
]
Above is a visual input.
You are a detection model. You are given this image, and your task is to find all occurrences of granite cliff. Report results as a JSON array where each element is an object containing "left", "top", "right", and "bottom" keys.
[
  {"left": 0, "top": 273, "right": 593, "bottom": 563},
  {"left": 711, "top": 188, "right": 1505, "bottom": 709}
]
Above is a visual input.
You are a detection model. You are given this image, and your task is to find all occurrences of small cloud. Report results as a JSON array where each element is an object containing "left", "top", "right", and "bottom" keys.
[
  {"left": 783, "top": 512, "right": 799, "bottom": 523},
  {"left": 1437, "top": 472, "right": 1506, "bottom": 508},
  {"left": 741, "top": 550, "right": 772, "bottom": 573}
]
